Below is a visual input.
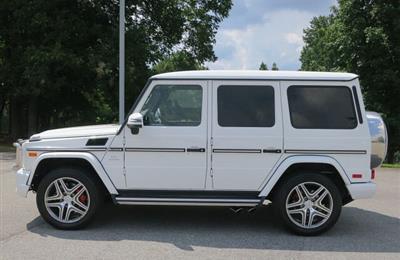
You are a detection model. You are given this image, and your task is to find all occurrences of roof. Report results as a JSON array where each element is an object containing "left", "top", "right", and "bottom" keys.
[{"left": 151, "top": 70, "right": 358, "bottom": 81}]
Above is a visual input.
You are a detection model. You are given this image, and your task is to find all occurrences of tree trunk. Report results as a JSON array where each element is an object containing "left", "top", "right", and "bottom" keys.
[
  {"left": 386, "top": 147, "right": 395, "bottom": 164},
  {"left": 10, "top": 97, "right": 27, "bottom": 140},
  {"left": 27, "top": 97, "right": 38, "bottom": 136}
]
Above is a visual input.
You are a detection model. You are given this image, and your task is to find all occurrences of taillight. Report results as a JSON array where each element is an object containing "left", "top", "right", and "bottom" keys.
[{"left": 371, "top": 169, "right": 376, "bottom": 180}]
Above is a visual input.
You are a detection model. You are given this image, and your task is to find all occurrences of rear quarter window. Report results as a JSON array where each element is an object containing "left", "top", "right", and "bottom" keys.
[{"left": 287, "top": 85, "right": 357, "bottom": 129}]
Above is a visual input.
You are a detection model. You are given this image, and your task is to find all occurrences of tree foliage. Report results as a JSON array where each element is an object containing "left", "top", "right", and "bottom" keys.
[
  {"left": 271, "top": 62, "right": 279, "bottom": 71},
  {"left": 0, "top": 0, "right": 232, "bottom": 138},
  {"left": 259, "top": 61, "right": 268, "bottom": 70},
  {"left": 152, "top": 51, "right": 206, "bottom": 74},
  {"left": 300, "top": 0, "right": 400, "bottom": 162}
]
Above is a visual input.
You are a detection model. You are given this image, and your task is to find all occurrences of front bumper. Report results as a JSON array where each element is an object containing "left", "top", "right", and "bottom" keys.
[
  {"left": 16, "top": 168, "right": 31, "bottom": 197},
  {"left": 346, "top": 182, "right": 376, "bottom": 199}
]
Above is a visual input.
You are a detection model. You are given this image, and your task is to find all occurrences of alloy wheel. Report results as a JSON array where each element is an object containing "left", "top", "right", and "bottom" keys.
[
  {"left": 44, "top": 177, "right": 90, "bottom": 224},
  {"left": 285, "top": 182, "right": 333, "bottom": 229}
]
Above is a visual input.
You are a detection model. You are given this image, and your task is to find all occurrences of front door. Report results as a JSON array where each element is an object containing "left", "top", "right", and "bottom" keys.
[
  {"left": 124, "top": 80, "right": 208, "bottom": 190},
  {"left": 211, "top": 80, "right": 283, "bottom": 190}
]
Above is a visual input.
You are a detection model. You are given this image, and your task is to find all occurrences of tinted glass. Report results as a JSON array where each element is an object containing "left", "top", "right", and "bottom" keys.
[
  {"left": 218, "top": 85, "right": 275, "bottom": 127},
  {"left": 287, "top": 86, "right": 357, "bottom": 129},
  {"left": 141, "top": 85, "right": 202, "bottom": 126}
]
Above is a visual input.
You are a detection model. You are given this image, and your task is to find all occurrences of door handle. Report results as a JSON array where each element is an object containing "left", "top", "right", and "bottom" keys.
[
  {"left": 187, "top": 148, "right": 205, "bottom": 152},
  {"left": 262, "top": 149, "right": 282, "bottom": 153}
]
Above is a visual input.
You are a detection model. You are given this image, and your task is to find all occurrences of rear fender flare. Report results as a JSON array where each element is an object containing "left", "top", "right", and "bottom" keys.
[{"left": 259, "top": 155, "right": 350, "bottom": 197}]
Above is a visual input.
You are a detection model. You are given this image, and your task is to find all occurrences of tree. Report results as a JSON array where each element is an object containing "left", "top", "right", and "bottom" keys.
[
  {"left": 300, "top": 0, "right": 400, "bottom": 162},
  {"left": 153, "top": 51, "right": 207, "bottom": 74},
  {"left": 0, "top": 0, "right": 232, "bottom": 139},
  {"left": 259, "top": 61, "right": 268, "bottom": 70},
  {"left": 271, "top": 62, "right": 279, "bottom": 71}
]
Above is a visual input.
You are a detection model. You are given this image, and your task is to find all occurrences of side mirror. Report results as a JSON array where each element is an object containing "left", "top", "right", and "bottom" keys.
[{"left": 127, "top": 112, "right": 143, "bottom": 134}]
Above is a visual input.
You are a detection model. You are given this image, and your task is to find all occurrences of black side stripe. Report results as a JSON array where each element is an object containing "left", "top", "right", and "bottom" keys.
[
  {"left": 125, "top": 147, "right": 185, "bottom": 152},
  {"left": 26, "top": 147, "right": 107, "bottom": 152},
  {"left": 109, "top": 148, "right": 123, "bottom": 151},
  {"left": 284, "top": 149, "right": 367, "bottom": 154}
]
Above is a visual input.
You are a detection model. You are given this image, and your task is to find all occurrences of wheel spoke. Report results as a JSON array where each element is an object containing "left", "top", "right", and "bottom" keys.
[
  {"left": 46, "top": 189, "right": 62, "bottom": 202},
  {"left": 58, "top": 179, "right": 69, "bottom": 194},
  {"left": 59, "top": 203, "right": 67, "bottom": 221},
  {"left": 314, "top": 202, "right": 331, "bottom": 215},
  {"left": 70, "top": 205, "right": 85, "bottom": 216},
  {"left": 307, "top": 209, "right": 315, "bottom": 227},
  {"left": 316, "top": 190, "right": 329, "bottom": 204},
  {"left": 287, "top": 200, "right": 303, "bottom": 209},
  {"left": 299, "top": 184, "right": 313, "bottom": 199},
  {"left": 310, "top": 186, "right": 325, "bottom": 200},
  {"left": 313, "top": 207, "right": 329, "bottom": 219},
  {"left": 65, "top": 205, "right": 74, "bottom": 221},
  {"left": 69, "top": 183, "right": 83, "bottom": 196},
  {"left": 73, "top": 198, "right": 89, "bottom": 211},
  {"left": 46, "top": 202, "right": 62, "bottom": 209}
]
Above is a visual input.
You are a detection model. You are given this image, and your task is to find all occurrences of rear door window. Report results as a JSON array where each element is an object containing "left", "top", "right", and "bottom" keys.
[{"left": 217, "top": 85, "right": 275, "bottom": 127}]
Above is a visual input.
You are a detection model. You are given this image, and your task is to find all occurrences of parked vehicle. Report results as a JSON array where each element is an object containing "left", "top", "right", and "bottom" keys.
[{"left": 16, "top": 70, "right": 387, "bottom": 235}]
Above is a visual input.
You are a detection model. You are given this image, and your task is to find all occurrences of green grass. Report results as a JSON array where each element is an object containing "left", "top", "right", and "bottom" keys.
[{"left": 381, "top": 163, "right": 400, "bottom": 168}]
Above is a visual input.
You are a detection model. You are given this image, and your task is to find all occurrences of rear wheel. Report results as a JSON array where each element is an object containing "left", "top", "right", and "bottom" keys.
[
  {"left": 273, "top": 173, "right": 342, "bottom": 235},
  {"left": 36, "top": 167, "right": 103, "bottom": 229}
]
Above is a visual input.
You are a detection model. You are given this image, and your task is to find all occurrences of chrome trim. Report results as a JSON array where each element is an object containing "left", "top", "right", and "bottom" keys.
[
  {"left": 115, "top": 197, "right": 260, "bottom": 206},
  {"left": 213, "top": 149, "right": 262, "bottom": 154},
  {"left": 116, "top": 201, "right": 259, "bottom": 206},
  {"left": 367, "top": 111, "right": 388, "bottom": 168}
]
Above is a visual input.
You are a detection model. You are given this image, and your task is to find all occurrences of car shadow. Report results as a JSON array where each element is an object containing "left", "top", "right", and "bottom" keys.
[{"left": 27, "top": 204, "right": 400, "bottom": 253}]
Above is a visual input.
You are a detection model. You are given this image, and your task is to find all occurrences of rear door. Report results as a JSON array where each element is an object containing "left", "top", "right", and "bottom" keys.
[{"left": 210, "top": 80, "right": 283, "bottom": 190}]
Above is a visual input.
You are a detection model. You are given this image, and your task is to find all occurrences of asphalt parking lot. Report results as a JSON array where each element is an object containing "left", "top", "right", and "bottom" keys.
[{"left": 1, "top": 152, "right": 399, "bottom": 260}]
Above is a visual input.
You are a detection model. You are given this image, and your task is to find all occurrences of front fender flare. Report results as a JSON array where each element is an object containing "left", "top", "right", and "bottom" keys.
[
  {"left": 259, "top": 155, "right": 350, "bottom": 198},
  {"left": 29, "top": 152, "right": 118, "bottom": 195}
]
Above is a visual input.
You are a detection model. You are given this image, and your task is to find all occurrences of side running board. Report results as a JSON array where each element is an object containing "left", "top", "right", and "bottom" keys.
[{"left": 114, "top": 197, "right": 261, "bottom": 207}]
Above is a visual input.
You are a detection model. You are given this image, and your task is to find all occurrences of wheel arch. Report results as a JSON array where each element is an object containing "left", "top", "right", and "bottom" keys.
[
  {"left": 29, "top": 152, "right": 118, "bottom": 195},
  {"left": 259, "top": 156, "right": 352, "bottom": 204}
]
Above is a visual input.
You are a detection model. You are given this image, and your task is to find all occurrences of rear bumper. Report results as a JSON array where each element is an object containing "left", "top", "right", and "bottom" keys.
[
  {"left": 346, "top": 182, "right": 376, "bottom": 199},
  {"left": 16, "top": 168, "right": 31, "bottom": 197}
]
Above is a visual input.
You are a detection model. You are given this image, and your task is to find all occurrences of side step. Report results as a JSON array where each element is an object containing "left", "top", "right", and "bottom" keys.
[{"left": 114, "top": 197, "right": 261, "bottom": 207}]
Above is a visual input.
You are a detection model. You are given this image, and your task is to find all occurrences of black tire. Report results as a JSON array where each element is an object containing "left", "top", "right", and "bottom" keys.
[
  {"left": 273, "top": 173, "right": 342, "bottom": 236},
  {"left": 36, "top": 167, "right": 103, "bottom": 230}
]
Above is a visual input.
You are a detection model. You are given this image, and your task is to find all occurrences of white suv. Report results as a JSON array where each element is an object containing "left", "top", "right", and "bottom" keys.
[{"left": 16, "top": 70, "right": 387, "bottom": 235}]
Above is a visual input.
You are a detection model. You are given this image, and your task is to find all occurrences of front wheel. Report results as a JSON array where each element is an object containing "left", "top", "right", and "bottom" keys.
[
  {"left": 273, "top": 173, "right": 342, "bottom": 236},
  {"left": 36, "top": 167, "right": 103, "bottom": 229}
]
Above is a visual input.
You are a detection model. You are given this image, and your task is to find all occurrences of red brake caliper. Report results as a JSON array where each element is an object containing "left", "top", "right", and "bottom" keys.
[{"left": 76, "top": 187, "right": 87, "bottom": 204}]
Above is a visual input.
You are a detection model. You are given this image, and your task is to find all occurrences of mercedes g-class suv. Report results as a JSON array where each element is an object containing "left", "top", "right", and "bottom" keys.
[{"left": 16, "top": 71, "right": 387, "bottom": 235}]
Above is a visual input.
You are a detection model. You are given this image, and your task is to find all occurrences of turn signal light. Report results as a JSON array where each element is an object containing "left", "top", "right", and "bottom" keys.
[{"left": 28, "top": 152, "right": 38, "bottom": 157}]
